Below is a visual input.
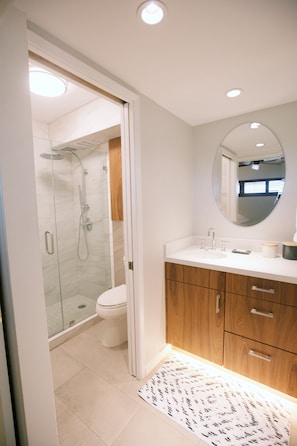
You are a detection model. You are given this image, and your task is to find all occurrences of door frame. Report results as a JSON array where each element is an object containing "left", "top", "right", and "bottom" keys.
[{"left": 27, "top": 27, "right": 145, "bottom": 378}]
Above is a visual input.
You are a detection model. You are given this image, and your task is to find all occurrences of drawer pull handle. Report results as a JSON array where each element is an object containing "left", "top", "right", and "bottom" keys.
[
  {"left": 251, "top": 285, "right": 275, "bottom": 294},
  {"left": 216, "top": 294, "right": 220, "bottom": 314},
  {"left": 250, "top": 308, "right": 274, "bottom": 318},
  {"left": 249, "top": 349, "right": 271, "bottom": 362}
]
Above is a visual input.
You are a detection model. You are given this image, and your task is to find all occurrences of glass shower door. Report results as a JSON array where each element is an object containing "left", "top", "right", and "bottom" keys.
[
  {"left": 34, "top": 135, "right": 113, "bottom": 337},
  {"left": 34, "top": 137, "right": 64, "bottom": 337}
]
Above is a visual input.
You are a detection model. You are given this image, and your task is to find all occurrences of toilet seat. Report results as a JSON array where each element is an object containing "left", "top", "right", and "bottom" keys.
[{"left": 97, "top": 284, "right": 126, "bottom": 309}]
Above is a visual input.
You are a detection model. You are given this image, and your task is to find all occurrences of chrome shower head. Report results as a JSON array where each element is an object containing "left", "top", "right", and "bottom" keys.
[
  {"left": 58, "top": 147, "right": 77, "bottom": 153},
  {"left": 40, "top": 152, "right": 64, "bottom": 160}
]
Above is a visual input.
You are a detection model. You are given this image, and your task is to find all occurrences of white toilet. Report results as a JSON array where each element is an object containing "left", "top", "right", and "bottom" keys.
[{"left": 96, "top": 284, "right": 127, "bottom": 347}]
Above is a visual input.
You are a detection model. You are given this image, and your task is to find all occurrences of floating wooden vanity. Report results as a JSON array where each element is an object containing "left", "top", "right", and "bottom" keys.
[{"left": 165, "top": 262, "right": 297, "bottom": 397}]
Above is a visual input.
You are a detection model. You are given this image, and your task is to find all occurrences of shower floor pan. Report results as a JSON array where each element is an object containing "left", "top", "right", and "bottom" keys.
[{"left": 47, "top": 294, "right": 96, "bottom": 338}]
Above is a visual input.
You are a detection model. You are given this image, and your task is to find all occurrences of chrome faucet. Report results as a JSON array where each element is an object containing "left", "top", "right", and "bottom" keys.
[{"left": 208, "top": 227, "right": 215, "bottom": 250}]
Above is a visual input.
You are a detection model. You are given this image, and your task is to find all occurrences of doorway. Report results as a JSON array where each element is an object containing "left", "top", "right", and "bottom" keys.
[
  {"left": 30, "top": 57, "right": 125, "bottom": 336},
  {"left": 27, "top": 36, "right": 142, "bottom": 378}
]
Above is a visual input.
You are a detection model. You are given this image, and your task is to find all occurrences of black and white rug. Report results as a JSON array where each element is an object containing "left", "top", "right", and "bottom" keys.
[{"left": 138, "top": 352, "right": 292, "bottom": 446}]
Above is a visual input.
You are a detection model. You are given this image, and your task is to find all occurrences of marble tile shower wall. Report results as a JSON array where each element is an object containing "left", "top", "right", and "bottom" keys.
[{"left": 73, "top": 146, "right": 112, "bottom": 299}]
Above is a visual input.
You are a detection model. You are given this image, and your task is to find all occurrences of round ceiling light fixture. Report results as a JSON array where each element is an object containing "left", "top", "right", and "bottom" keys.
[
  {"left": 137, "top": 1, "right": 167, "bottom": 25},
  {"left": 29, "top": 69, "right": 68, "bottom": 97},
  {"left": 250, "top": 122, "right": 260, "bottom": 129},
  {"left": 226, "top": 88, "right": 242, "bottom": 98}
]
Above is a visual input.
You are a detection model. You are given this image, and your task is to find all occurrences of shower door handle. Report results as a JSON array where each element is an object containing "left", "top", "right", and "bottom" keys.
[{"left": 45, "top": 231, "right": 54, "bottom": 255}]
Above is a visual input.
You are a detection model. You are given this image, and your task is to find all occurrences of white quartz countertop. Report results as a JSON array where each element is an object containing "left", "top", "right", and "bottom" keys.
[{"left": 165, "top": 243, "right": 297, "bottom": 284}]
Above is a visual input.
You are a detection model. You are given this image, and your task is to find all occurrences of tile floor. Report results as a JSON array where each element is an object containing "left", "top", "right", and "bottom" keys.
[{"left": 50, "top": 321, "right": 297, "bottom": 446}]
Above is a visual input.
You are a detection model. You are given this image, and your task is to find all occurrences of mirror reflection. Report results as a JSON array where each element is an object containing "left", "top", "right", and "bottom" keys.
[{"left": 213, "top": 123, "right": 285, "bottom": 226}]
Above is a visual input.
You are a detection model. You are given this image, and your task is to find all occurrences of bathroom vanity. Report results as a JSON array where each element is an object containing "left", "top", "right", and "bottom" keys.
[{"left": 165, "top": 239, "right": 297, "bottom": 398}]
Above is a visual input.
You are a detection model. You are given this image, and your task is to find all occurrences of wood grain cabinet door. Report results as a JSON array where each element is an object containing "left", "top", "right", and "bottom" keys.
[
  {"left": 184, "top": 284, "right": 225, "bottom": 365},
  {"left": 166, "top": 279, "right": 185, "bottom": 349}
]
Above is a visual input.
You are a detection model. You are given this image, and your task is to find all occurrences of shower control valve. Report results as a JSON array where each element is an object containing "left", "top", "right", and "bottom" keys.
[{"left": 85, "top": 218, "right": 93, "bottom": 231}]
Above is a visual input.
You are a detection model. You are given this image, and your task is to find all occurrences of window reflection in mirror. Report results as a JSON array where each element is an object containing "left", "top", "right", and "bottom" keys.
[{"left": 213, "top": 123, "right": 285, "bottom": 226}]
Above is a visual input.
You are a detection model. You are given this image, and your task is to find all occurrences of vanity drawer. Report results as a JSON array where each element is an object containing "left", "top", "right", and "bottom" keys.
[
  {"left": 165, "top": 262, "right": 184, "bottom": 282},
  {"left": 165, "top": 263, "right": 225, "bottom": 290},
  {"left": 226, "top": 273, "right": 297, "bottom": 307},
  {"left": 184, "top": 266, "right": 225, "bottom": 290},
  {"left": 224, "top": 332, "right": 297, "bottom": 397},
  {"left": 225, "top": 293, "right": 297, "bottom": 354}
]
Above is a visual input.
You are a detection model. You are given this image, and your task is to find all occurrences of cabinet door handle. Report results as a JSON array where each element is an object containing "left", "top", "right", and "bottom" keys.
[
  {"left": 216, "top": 294, "right": 220, "bottom": 314},
  {"left": 251, "top": 285, "right": 275, "bottom": 294},
  {"left": 248, "top": 349, "right": 271, "bottom": 362},
  {"left": 250, "top": 308, "right": 274, "bottom": 318}
]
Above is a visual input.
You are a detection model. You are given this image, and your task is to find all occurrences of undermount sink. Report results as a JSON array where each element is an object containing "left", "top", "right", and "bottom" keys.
[{"left": 193, "top": 250, "right": 228, "bottom": 259}]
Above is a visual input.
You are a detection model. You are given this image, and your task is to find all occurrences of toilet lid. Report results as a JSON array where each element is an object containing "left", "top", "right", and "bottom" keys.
[{"left": 98, "top": 284, "right": 126, "bottom": 307}]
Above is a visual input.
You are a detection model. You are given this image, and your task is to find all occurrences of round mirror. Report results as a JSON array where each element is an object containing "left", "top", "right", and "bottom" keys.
[{"left": 213, "top": 123, "right": 285, "bottom": 226}]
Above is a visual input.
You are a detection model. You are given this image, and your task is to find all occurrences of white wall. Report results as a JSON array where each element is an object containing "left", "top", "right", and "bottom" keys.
[
  {"left": 193, "top": 101, "right": 297, "bottom": 242},
  {"left": 0, "top": 6, "right": 58, "bottom": 445},
  {"left": 139, "top": 96, "right": 194, "bottom": 369}
]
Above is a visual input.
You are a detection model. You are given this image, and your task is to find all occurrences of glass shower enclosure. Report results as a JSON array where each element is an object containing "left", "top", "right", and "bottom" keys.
[{"left": 34, "top": 135, "right": 113, "bottom": 337}]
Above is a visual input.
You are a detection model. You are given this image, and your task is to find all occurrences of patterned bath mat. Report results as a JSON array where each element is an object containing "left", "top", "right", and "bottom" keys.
[{"left": 138, "top": 352, "right": 293, "bottom": 446}]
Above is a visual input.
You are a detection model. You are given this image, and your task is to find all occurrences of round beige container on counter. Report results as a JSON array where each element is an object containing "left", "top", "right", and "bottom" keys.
[{"left": 262, "top": 242, "right": 278, "bottom": 258}]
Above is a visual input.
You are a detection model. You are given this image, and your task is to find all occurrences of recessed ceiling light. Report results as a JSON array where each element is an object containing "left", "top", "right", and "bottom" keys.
[
  {"left": 256, "top": 143, "right": 264, "bottom": 147},
  {"left": 29, "top": 69, "right": 68, "bottom": 97},
  {"left": 137, "top": 1, "right": 167, "bottom": 25},
  {"left": 226, "top": 88, "right": 242, "bottom": 98}
]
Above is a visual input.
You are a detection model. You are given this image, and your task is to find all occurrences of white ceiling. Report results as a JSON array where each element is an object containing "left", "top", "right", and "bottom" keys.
[
  {"left": 29, "top": 76, "right": 102, "bottom": 124},
  {"left": 15, "top": 0, "right": 297, "bottom": 126}
]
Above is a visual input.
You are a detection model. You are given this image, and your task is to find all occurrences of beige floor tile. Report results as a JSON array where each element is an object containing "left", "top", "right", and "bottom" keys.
[
  {"left": 52, "top": 323, "right": 297, "bottom": 446},
  {"left": 60, "top": 322, "right": 133, "bottom": 386},
  {"left": 51, "top": 347, "right": 84, "bottom": 390},
  {"left": 55, "top": 396, "right": 105, "bottom": 446},
  {"left": 56, "top": 367, "right": 140, "bottom": 445},
  {"left": 112, "top": 406, "right": 205, "bottom": 446},
  {"left": 117, "top": 353, "right": 172, "bottom": 402}
]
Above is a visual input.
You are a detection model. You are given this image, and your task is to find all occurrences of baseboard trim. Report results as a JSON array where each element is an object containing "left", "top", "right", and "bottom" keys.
[{"left": 144, "top": 343, "right": 172, "bottom": 377}]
